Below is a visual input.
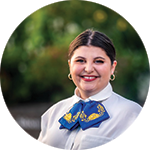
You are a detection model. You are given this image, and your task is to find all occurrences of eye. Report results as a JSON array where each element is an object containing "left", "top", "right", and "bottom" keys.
[
  {"left": 76, "top": 59, "right": 85, "bottom": 63},
  {"left": 95, "top": 59, "right": 104, "bottom": 64}
]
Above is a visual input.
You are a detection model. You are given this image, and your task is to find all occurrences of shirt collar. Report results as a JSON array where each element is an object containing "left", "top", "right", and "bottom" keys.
[{"left": 74, "top": 82, "right": 112, "bottom": 102}]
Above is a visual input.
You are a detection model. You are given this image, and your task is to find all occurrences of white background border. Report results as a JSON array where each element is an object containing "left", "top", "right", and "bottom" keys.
[{"left": 0, "top": 0, "right": 150, "bottom": 150}]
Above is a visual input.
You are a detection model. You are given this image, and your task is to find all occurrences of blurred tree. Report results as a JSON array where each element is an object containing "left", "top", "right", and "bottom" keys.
[{"left": 0, "top": 0, "right": 149, "bottom": 106}]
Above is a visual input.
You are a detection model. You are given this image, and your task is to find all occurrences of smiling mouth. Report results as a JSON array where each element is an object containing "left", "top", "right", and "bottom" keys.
[{"left": 80, "top": 75, "right": 99, "bottom": 81}]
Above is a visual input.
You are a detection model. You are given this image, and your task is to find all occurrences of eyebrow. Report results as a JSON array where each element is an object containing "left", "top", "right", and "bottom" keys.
[
  {"left": 74, "top": 56, "right": 105, "bottom": 60},
  {"left": 74, "top": 56, "right": 85, "bottom": 59},
  {"left": 94, "top": 57, "right": 105, "bottom": 60}
]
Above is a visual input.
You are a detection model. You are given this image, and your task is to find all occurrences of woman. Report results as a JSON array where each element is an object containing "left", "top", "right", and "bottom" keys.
[{"left": 38, "top": 29, "right": 142, "bottom": 149}]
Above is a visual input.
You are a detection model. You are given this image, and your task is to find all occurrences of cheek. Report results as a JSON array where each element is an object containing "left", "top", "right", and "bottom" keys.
[
  {"left": 70, "top": 65, "right": 83, "bottom": 75},
  {"left": 98, "top": 65, "right": 111, "bottom": 76}
]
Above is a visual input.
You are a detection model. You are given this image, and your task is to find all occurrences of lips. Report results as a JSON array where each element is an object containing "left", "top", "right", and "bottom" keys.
[{"left": 80, "top": 75, "right": 99, "bottom": 81}]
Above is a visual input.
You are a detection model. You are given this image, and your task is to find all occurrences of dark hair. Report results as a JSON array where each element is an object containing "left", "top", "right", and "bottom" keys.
[{"left": 68, "top": 29, "right": 116, "bottom": 64}]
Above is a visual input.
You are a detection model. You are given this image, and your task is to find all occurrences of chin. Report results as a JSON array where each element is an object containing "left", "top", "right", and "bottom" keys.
[{"left": 81, "top": 87, "right": 96, "bottom": 93}]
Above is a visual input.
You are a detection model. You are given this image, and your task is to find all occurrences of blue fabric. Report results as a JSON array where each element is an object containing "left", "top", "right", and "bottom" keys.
[{"left": 59, "top": 100, "right": 110, "bottom": 131}]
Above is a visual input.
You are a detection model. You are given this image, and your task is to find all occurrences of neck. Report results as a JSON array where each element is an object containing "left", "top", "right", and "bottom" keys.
[
  {"left": 76, "top": 89, "right": 100, "bottom": 100},
  {"left": 75, "top": 83, "right": 111, "bottom": 100}
]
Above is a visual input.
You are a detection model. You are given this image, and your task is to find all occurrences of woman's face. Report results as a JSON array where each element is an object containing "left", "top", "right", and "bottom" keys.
[{"left": 68, "top": 46, "right": 117, "bottom": 99}]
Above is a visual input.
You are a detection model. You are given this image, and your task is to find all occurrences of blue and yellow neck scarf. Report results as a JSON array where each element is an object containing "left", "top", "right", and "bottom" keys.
[{"left": 59, "top": 100, "right": 110, "bottom": 131}]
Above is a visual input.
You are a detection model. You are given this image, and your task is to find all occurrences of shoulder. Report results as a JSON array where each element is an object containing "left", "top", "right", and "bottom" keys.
[
  {"left": 41, "top": 96, "right": 74, "bottom": 120},
  {"left": 39, "top": 96, "right": 75, "bottom": 136},
  {"left": 103, "top": 92, "right": 142, "bottom": 138},
  {"left": 111, "top": 92, "right": 142, "bottom": 114},
  {"left": 113, "top": 92, "right": 141, "bottom": 107}
]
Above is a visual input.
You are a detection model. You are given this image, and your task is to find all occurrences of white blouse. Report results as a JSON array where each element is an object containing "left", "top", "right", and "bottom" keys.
[{"left": 38, "top": 83, "right": 142, "bottom": 149}]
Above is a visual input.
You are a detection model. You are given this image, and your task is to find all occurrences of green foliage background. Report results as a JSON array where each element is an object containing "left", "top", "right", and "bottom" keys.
[{"left": 1, "top": 0, "right": 149, "bottom": 106}]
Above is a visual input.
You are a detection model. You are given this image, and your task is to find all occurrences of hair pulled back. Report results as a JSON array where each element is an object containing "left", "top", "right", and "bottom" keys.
[{"left": 68, "top": 29, "right": 116, "bottom": 64}]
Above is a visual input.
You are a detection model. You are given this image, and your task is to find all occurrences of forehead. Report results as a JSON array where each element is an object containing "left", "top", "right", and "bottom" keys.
[{"left": 71, "top": 46, "right": 108, "bottom": 59}]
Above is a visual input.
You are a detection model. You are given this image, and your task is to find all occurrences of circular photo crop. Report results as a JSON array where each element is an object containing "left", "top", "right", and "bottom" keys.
[{"left": 0, "top": 0, "right": 149, "bottom": 150}]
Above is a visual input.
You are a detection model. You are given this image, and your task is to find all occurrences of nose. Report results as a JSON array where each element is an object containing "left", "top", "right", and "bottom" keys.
[{"left": 84, "top": 62, "right": 94, "bottom": 73}]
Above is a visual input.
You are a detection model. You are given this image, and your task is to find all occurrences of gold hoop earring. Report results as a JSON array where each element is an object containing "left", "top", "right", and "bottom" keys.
[
  {"left": 68, "top": 73, "right": 72, "bottom": 80},
  {"left": 110, "top": 74, "right": 115, "bottom": 81}
]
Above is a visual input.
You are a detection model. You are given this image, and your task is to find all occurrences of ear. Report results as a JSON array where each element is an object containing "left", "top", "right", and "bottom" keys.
[
  {"left": 68, "top": 60, "right": 71, "bottom": 68},
  {"left": 68, "top": 60, "right": 71, "bottom": 73},
  {"left": 111, "top": 60, "right": 117, "bottom": 74}
]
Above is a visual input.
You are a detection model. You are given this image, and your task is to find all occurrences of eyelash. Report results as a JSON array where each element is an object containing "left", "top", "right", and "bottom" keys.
[
  {"left": 95, "top": 60, "right": 104, "bottom": 64},
  {"left": 76, "top": 59, "right": 85, "bottom": 63},
  {"left": 76, "top": 59, "right": 104, "bottom": 64}
]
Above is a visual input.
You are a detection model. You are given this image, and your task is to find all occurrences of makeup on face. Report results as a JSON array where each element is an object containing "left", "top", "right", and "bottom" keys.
[{"left": 69, "top": 46, "right": 117, "bottom": 99}]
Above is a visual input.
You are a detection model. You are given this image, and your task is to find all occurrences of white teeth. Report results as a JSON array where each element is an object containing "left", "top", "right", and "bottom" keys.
[{"left": 84, "top": 76, "right": 95, "bottom": 79}]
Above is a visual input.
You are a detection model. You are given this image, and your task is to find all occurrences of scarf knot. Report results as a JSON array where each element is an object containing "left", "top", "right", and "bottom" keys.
[{"left": 59, "top": 100, "right": 110, "bottom": 131}]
